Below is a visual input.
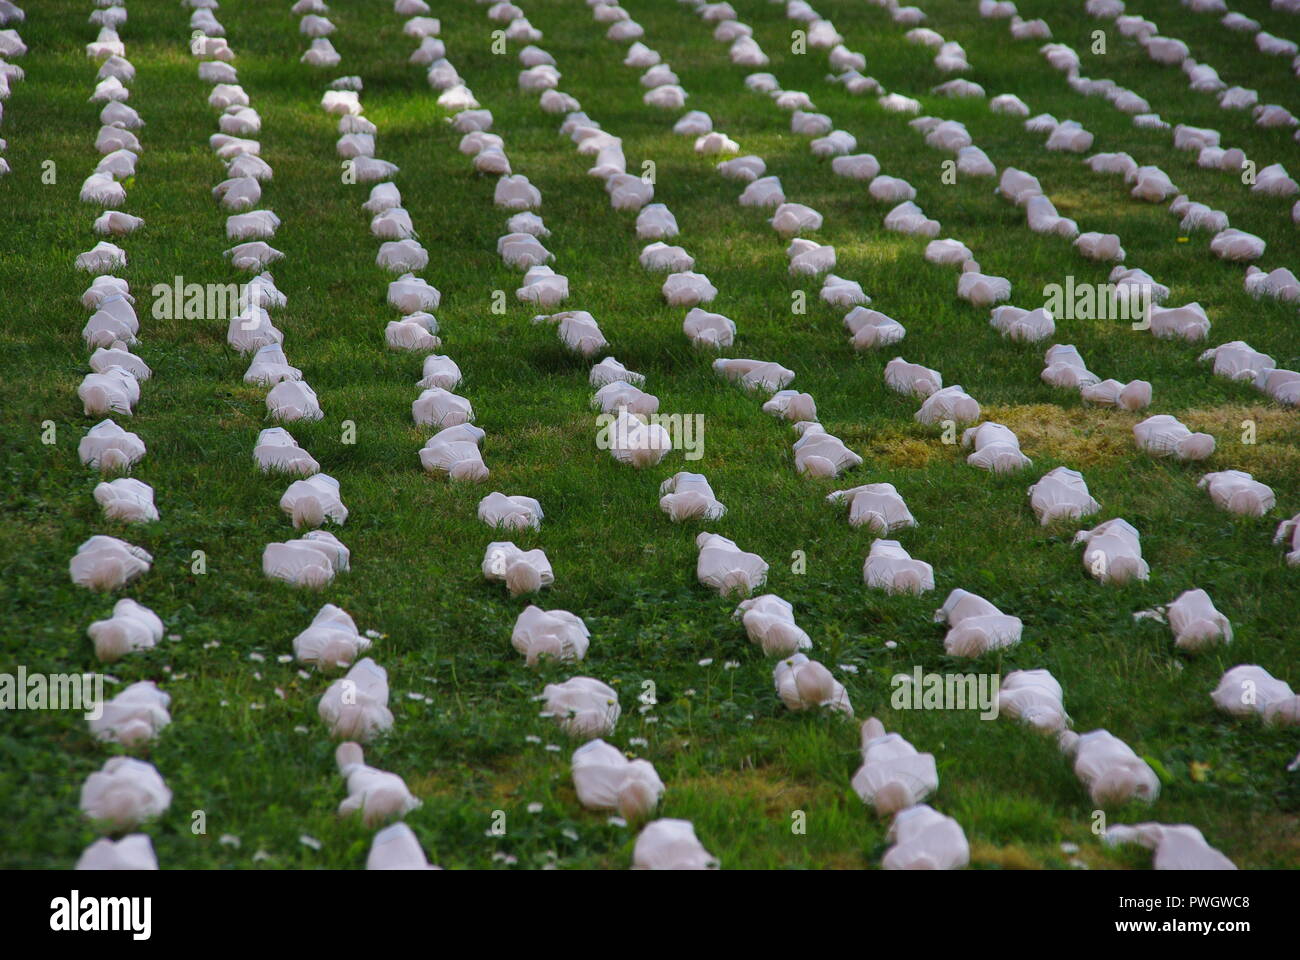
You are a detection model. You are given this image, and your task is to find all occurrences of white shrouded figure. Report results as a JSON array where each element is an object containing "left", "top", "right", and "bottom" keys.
[
  {"left": 1075, "top": 518, "right": 1149, "bottom": 584},
  {"left": 774, "top": 654, "right": 853, "bottom": 715},
  {"left": 293, "top": 604, "right": 370, "bottom": 671},
  {"left": 733, "top": 594, "right": 811, "bottom": 656},
  {"left": 1198, "top": 470, "right": 1275, "bottom": 516},
  {"left": 483, "top": 542, "right": 552, "bottom": 596},
  {"left": 319, "top": 658, "right": 394, "bottom": 742},
  {"left": 477, "top": 492, "right": 543, "bottom": 531},
  {"left": 76, "top": 835, "right": 159, "bottom": 871},
  {"left": 852, "top": 717, "right": 938, "bottom": 814},
  {"left": 713, "top": 358, "right": 794, "bottom": 393},
  {"left": 262, "top": 530, "right": 349, "bottom": 588},
  {"left": 511, "top": 606, "right": 589, "bottom": 665},
  {"left": 957, "top": 261, "right": 1011, "bottom": 306},
  {"left": 571, "top": 739, "right": 664, "bottom": 819},
  {"left": 659, "top": 471, "right": 725, "bottom": 521},
  {"left": 1041, "top": 344, "right": 1098, "bottom": 389},
  {"left": 266, "top": 379, "right": 322, "bottom": 422},
  {"left": 916, "top": 385, "right": 980, "bottom": 425},
  {"left": 254, "top": 427, "right": 318, "bottom": 476},
  {"left": 885, "top": 357, "right": 942, "bottom": 397},
  {"left": 605, "top": 410, "right": 672, "bottom": 468},
  {"left": 86, "top": 598, "right": 162, "bottom": 663},
  {"left": 1028, "top": 467, "right": 1100, "bottom": 525},
  {"left": 335, "top": 742, "right": 420, "bottom": 826},
  {"left": 632, "top": 819, "right": 717, "bottom": 870},
  {"left": 1275, "top": 514, "right": 1300, "bottom": 566},
  {"left": 71, "top": 535, "right": 151, "bottom": 591},
  {"left": 827, "top": 483, "right": 915, "bottom": 532},
  {"left": 696, "top": 532, "right": 767, "bottom": 597},
  {"left": 793, "top": 423, "right": 862, "bottom": 478},
  {"left": 280, "top": 474, "right": 346, "bottom": 528},
  {"left": 1165, "top": 588, "right": 1233, "bottom": 651},
  {"left": 516, "top": 266, "right": 569, "bottom": 307},
  {"left": 961, "top": 422, "right": 1031, "bottom": 473},
  {"left": 390, "top": 311, "right": 442, "bottom": 349},
  {"left": 366, "top": 824, "right": 438, "bottom": 869},
  {"left": 590, "top": 356, "right": 644, "bottom": 388},
  {"left": 1105, "top": 822, "right": 1236, "bottom": 870},
  {"left": 1081, "top": 378, "right": 1152, "bottom": 410},
  {"left": 863, "top": 540, "right": 934, "bottom": 594},
  {"left": 88, "top": 681, "right": 170, "bottom": 748},
  {"left": 1133, "top": 415, "right": 1215, "bottom": 461},
  {"left": 1060, "top": 729, "right": 1160, "bottom": 806},
  {"left": 80, "top": 757, "right": 172, "bottom": 831},
  {"left": 412, "top": 387, "right": 472, "bottom": 429},
  {"left": 999, "top": 670, "right": 1070, "bottom": 733},
  {"left": 933, "top": 589, "right": 1022, "bottom": 656},
  {"left": 542, "top": 677, "right": 620, "bottom": 738},
  {"left": 533, "top": 310, "right": 607, "bottom": 356},
  {"left": 1212, "top": 665, "right": 1299, "bottom": 725},
  {"left": 844, "top": 308, "right": 905, "bottom": 350},
  {"left": 882, "top": 805, "right": 969, "bottom": 870},
  {"left": 92, "top": 477, "right": 156, "bottom": 522}
]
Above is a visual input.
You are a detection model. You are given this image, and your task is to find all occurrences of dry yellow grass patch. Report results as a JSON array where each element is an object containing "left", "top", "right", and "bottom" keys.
[
  {"left": 671, "top": 769, "right": 825, "bottom": 817},
  {"left": 969, "top": 841, "right": 1042, "bottom": 870},
  {"left": 985, "top": 404, "right": 1134, "bottom": 467},
  {"left": 861, "top": 426, "right": 945, "bottom": 469},
  {"left": 1181, "top": 406, "right": 1300, "bottom": 479},
  {"left": 983, "top": 403, "right": 1300, "bottom": 474}
]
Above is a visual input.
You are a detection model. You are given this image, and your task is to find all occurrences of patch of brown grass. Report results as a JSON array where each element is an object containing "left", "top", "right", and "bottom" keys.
[
  {"left": 672, "top": 769, "right": 823, "bottom": 817},
  {"left": 984, "top": 404, "right": 1139, "bottom": 467},
  {"left": 862, "top": 426, "right": 945, "bottom": 469},
  {"left": 970, "top": 841, "right": 1043, "bottom": 870},
  {"left": 983, "top": 403, "right": 1300, "bottom": 476}
]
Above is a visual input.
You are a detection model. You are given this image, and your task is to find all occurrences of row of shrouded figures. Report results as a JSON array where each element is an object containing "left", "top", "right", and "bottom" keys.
[{"left": 54, "top": 0, "right": 1300, "bottom": 870}]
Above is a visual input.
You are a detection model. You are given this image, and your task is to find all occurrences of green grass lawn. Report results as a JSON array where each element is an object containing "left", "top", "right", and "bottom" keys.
[{"left": 1, "top": 0, "right": 1297, "bottom": 869}]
